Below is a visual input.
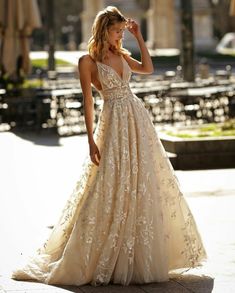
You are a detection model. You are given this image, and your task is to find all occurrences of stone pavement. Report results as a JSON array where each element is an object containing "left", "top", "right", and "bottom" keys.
[
  {"left": 0, "top": 275, "right": 214, "bottom": 293},
  {"left": 0, "top": 130, "right": 235, "bottom": 292}
]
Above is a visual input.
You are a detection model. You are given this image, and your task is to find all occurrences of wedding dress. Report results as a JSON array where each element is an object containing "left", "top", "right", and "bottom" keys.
[{"left": 12, "top": 55, "right": 207, "bottom": 286}]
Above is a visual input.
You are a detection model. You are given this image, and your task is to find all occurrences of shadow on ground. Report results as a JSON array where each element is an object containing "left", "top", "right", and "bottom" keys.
[
  {"left": 1, "top": 274, "right": 214, "bottom": 292},
  {"left": 11, "top": 129, "right": 62, "bottom": 147}
]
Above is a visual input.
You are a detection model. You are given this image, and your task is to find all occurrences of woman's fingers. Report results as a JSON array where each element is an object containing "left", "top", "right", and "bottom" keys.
[
  {"left": 94, "top": 153, "right": 99, "bottom": 165},
  {"left": 90, "top": 150, "right": 100, "bottom": 166},
  {"left": 91, "top": 154, "right": 99, "bottom": 166},
  {"left": 89, "top": 142, "right": 101, "bottom": 166},
  {"left": 126, "top": 18, "right": 139, "bottom": 36},
  {"left": 97, "top": 149, "right": 101, "bottom": 161}
]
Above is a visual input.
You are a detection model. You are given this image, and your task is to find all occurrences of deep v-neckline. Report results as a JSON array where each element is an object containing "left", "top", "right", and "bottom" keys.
[{"left": 97, "top": 55, "right": 125, "bottom": 81}]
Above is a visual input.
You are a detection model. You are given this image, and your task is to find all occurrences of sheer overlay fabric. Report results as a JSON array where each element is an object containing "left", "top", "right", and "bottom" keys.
[{"left": 12, "top": 55, "right": 207, "bottom": 286}]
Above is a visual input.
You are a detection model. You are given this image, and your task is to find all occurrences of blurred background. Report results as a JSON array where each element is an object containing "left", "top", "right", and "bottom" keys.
[
  {"left": 28, "top": 0, "right": 235, "bottom": 55},
  {"left": 1, "top": 3, "right": 235, "bottom": 291},
  {"left": 0, "top": 0, "right": 235, "bottom": 169},
  {"left": 23, "top": 0, "right": 235, "bottom": 73}
]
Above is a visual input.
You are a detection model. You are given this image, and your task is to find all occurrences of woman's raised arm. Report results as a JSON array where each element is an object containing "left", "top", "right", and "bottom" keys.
[{"left": 124, "top": 19, "right": 154, "bottom": 74}]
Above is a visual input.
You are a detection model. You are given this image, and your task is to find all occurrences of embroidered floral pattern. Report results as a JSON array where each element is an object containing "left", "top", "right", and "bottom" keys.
[{"left": 12, "top": 55, "right": 206, "bottom": 287}]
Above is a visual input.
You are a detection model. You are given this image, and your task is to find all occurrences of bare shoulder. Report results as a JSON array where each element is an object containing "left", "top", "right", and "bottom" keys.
[{"left": 78, "top": 54, "right": 94, "bottom": 69}]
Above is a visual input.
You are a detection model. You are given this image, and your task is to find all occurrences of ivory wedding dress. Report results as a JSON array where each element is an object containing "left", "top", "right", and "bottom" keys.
[{"left": 12, "top": 55, "right": 206, "bottom": 286}]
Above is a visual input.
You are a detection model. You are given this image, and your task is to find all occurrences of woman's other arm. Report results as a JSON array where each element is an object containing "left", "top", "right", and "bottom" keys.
[
  {"left": 78, "top": 55, "right": 100, "bottom": 166},
  {"left": 78, "top": 55, "right": 94, "bottom": 143}
]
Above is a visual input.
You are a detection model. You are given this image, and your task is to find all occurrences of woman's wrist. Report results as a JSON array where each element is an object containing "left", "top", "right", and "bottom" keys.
[
  {"left": 88, "top": 136, "right": 95, "bottom": 145},
  {"left": 135, "top": 31, "right": 143, "bottom": 41}
]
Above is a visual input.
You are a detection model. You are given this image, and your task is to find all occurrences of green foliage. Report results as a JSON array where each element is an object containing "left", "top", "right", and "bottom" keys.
[
  {"left": 221, "top": 120, "right": 235, "bottom": 131},
  {"left": 31, "top": 58, "right": 72, "bottom": 68},
  {"left": 21, "top": 79, "right": 42, "bottom": 88},
  {"left": 166, "top": 132, "right": 194, "bottom": 138},
  {"left": 166, "top": 120, "right": 235, "bottom": 138},
  {"left": 199, "top": 124, "right": 217, "bottom": 132}
]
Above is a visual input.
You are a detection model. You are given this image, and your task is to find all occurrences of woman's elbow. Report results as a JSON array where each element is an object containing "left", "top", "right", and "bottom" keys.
[
  {"left": 142, "top": 63, "right": 154, "bottom": 74},
  {"left": 144, "top": 66, "right": 154, "bottom": 74}
]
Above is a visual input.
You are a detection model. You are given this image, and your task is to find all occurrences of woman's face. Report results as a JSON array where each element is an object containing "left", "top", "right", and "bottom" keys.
[{"left": 107, "top": 21, "right": 126, "bottom": 47}]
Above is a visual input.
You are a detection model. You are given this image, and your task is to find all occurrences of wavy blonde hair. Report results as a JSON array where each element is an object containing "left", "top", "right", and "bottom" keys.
[{"left": 88, "top": 6, "right": 131, "bottom": 62}]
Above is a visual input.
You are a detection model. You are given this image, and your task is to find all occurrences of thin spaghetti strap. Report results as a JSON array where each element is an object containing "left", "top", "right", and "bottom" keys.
[{"left": 95, "top": 61, "right": 103, "bottom": 91}]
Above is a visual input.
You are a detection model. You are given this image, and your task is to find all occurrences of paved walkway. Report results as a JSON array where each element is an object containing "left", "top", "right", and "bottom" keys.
[
  {"left": 0, "top": 275, "right": 214, "bottom": 292},
  {"left": 0, "top": 130, "right": 235, "bottom": 292}
]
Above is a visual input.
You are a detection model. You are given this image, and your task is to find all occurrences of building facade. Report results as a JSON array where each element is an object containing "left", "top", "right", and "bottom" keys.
[{"left": 79, "top": 0, "right": 216, "bottom": 52}]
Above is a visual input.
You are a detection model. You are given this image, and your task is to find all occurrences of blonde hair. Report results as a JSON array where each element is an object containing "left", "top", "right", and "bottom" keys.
[{"left": 88, "top": 6, "right": 131, "bottom": 62}]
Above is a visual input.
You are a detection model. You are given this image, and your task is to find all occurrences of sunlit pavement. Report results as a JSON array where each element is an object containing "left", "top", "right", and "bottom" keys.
[{"left": 0, "top": 130, "right": 235, "bottom": 292}]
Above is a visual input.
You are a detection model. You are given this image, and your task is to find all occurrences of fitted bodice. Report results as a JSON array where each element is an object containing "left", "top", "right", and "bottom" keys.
[{"left": 96, "top": 55, "right": 132, "bottom": 102}]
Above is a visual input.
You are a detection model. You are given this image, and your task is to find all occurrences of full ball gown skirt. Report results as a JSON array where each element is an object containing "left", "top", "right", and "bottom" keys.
[{"left": 12, "top": 56, "right": 207, "bottom": 286}]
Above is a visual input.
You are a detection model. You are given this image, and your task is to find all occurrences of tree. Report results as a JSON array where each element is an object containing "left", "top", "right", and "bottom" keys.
[{"left": 180, "top": 0, "right": 195, "bottom": 82}]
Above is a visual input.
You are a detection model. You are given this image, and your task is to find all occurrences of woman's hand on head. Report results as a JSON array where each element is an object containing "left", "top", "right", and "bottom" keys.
[
  {"left": 89, "top": 141, "right": 101, "bottom": 166},
  {"left": 126, "top": 18, "right": 141, "bottom": 38}
]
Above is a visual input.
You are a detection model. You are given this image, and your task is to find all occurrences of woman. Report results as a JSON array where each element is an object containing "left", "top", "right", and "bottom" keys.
[{"left": 12, "top": 6, "right": 206, "bottom": 286}]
